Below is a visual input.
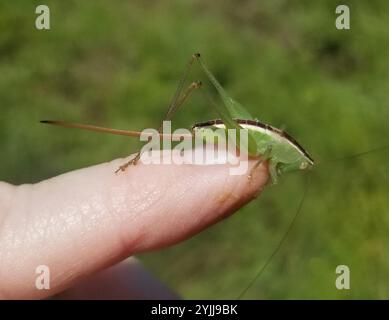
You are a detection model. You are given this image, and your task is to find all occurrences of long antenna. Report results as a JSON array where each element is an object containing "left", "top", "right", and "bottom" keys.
[
  {"left": 40, "top": 120, "right": 192, "bottom": 140},
  {"left": 323, "top": 144, "right": 389, "bottom": 164},
  {"left": 237, "top": 173, "right": 310, "bottom": 299}
]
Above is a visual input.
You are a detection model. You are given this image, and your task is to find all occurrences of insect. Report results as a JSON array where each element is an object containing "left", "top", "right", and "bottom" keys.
[
  {"left": 41, "top": 54, "right": 388, "bottom": 299},
  {"left": 41, "top": 53, "right": 314, "bottom": 184}
]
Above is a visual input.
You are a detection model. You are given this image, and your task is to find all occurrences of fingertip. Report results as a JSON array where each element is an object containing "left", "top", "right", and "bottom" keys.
[{"left": 0, "top": 149, "right": 269, "bottom": 298}]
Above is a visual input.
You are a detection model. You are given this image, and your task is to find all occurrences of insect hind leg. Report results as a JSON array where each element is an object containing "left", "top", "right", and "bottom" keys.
[{"left": 115, "top": 80, "right": 202, "bottom": 174}]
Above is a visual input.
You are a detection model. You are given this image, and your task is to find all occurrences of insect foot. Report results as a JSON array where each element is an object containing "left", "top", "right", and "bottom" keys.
[
  {"left": 248, "top": 159, "right": 264, "bottom": 179},
  {"left": 114, "top": 164, "right": 128, "bottom": 174},
  {"left": 115, "top": 153, "right": 141, "bottom": 174},
  {"left": 194, "top": 80, "right": 202, "bottom": 89}
]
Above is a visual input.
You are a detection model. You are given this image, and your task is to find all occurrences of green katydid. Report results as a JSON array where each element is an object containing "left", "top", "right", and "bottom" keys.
[
  {"left": 40, "top": 53, "right": 387, "bottom": 299},
  {"left": 41, "top": 53, "right": 314, "bottom": 184}
]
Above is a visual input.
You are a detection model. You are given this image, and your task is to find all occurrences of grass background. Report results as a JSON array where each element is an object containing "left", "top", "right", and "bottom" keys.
[{"left": 1, "top": 0, "right": 388, "bottom": 299}]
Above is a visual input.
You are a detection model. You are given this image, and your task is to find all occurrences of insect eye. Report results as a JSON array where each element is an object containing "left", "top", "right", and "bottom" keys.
[{"left": 300, "top": 162, "right": 308, "bottom": 170}]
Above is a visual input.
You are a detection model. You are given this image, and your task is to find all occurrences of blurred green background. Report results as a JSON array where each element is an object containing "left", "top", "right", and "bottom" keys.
[{"left": 1, "top": 0, "right": 388, "bottom": 299}]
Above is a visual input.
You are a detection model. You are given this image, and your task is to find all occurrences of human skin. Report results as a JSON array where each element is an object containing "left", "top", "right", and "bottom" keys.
[{"left": 0, "top": 149, "right": 268, "bottom": 299}]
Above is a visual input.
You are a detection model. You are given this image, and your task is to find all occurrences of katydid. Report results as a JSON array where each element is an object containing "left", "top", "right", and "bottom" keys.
[{"left": 41, "top": 53, "right": 314, "bottom": 184}]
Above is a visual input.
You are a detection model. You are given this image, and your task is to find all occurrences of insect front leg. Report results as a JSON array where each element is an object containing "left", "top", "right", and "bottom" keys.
[
  {"left": 268, "top": 161, "right": 279, "bottom": 184},
  {"left": 248, "top": 146, "right": 273, "bottom": 180}
]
